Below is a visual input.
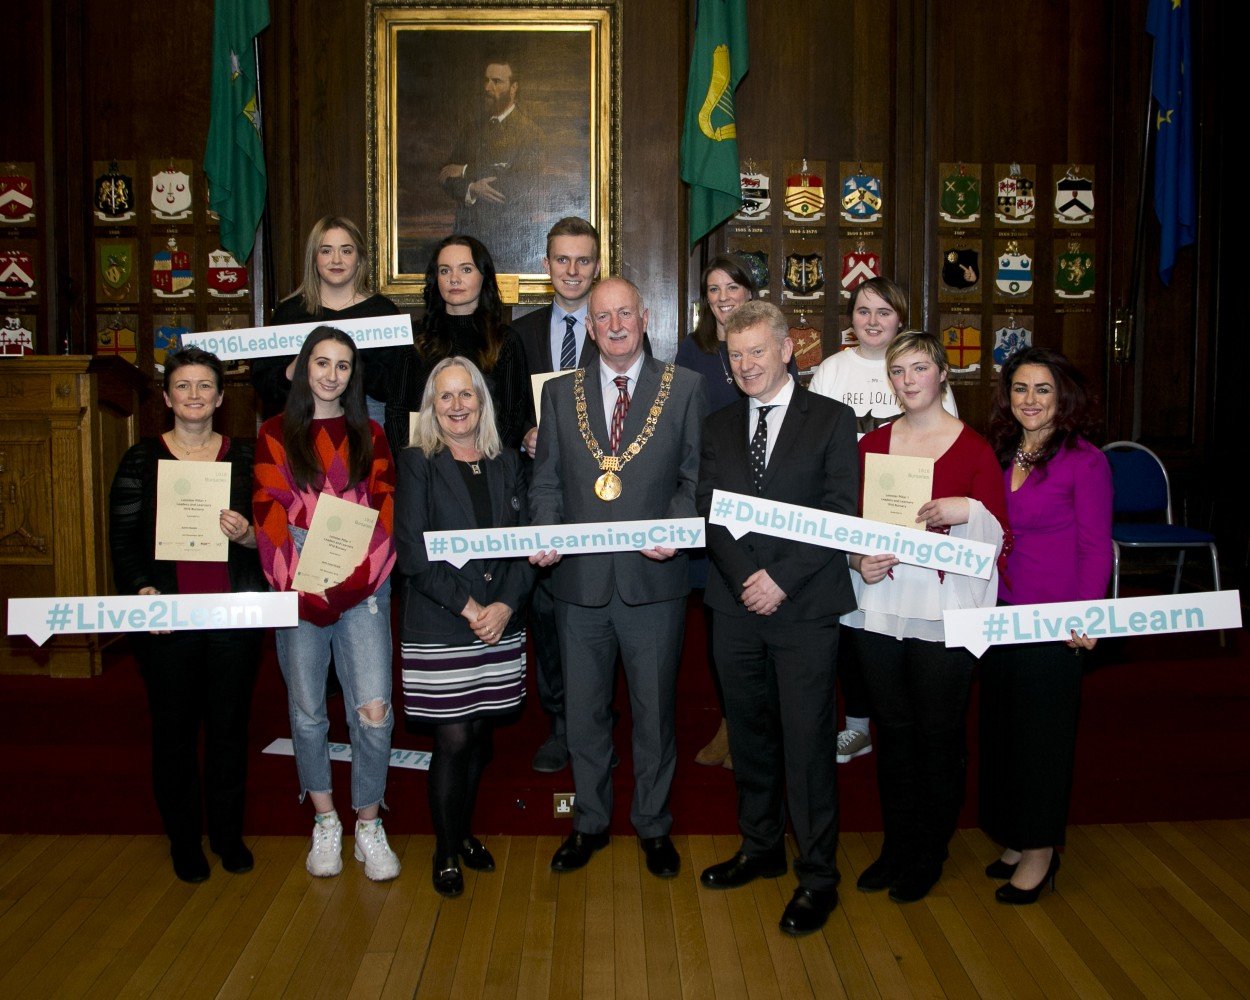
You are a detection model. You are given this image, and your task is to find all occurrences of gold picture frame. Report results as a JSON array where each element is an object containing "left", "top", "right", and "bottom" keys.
[{"left": 368, "top": 1, "right": 619, "bottom": 305}]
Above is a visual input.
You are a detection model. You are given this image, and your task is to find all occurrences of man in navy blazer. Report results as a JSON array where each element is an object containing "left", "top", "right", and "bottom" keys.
[
  {"left": 512, "top": 217, "right": 603, "bottom": 774},
  {"left": 695, "top": 300, "right": 859, "bottom": 935},
  {"left": 529, "top": 277, "right": 706, "bottom": 879}
]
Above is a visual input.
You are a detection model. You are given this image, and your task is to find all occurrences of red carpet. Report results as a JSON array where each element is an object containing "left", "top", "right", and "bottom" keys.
[{"left": 1, "top": 594, "right": 1247, "bottom": 837}]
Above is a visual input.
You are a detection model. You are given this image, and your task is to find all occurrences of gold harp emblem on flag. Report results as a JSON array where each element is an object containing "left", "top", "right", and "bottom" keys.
[{"left": 698, "top": 45, "right": 736, "bottom": 142}]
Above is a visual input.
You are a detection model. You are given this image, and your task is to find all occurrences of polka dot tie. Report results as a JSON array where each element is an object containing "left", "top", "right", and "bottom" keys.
[
  {"left": 751, "top": 405, "right": 775, "bottom": 492},
  {"left": 609, "top": 376, "right": 630, "bottom": 454}
]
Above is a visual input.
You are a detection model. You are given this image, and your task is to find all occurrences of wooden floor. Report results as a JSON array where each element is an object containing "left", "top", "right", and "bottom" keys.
[{"left": 2, "top": 823, "right": 1249, "bottom": 999}]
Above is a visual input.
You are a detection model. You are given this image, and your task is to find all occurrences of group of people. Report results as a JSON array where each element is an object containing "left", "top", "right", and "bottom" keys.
[{"left": 108, "top": 213, "right": 1112, "bottom": 939}]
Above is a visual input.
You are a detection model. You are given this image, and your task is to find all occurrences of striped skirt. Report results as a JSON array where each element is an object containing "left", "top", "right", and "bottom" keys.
[{"left": 401, "top": 629, "right": 526, "bottom": 722}]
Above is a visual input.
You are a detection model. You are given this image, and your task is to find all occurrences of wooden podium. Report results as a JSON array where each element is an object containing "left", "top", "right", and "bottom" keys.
[{"left": 0, "top": 356, "right": 145, "bottom": 677}]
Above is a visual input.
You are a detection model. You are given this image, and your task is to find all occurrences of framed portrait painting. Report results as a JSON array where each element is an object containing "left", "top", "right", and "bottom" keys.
[{"left": 368, "top": 1, "right": 619, "bottom": 304}]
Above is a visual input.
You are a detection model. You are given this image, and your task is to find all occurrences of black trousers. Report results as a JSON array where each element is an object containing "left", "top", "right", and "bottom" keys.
[
  {"left": 714, "top": 610, "right": 840, "bottom": 891},
  {"left": 979, "top": 641, "right": 1084, "bottom": 849},
  {"left": 845, "top": 627, "right": 975, "bottom": 868},
  {"left": 529, "top": 571, "right": 564, "bottom": 730},
  {"left": 837, "top": 624, "right": 872, "bottom": 720},
  {"left": 134, "top": 628, "right": 262, "bottom": 850}
]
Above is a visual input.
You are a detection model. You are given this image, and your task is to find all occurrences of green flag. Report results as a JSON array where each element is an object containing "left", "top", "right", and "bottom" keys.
[
  {"left": 680, "top": 0, "right": 748, "bottom": 248},
  {"left": 203, "top": 0, "right": 269, "bottom": 263}
]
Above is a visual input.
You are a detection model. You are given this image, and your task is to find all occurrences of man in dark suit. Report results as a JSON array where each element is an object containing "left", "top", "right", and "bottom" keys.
[
  {"left": 695, "top": 300, "right": 859, "bottom": 935},
  {"left": 529, "top": 277, "right": 707, "bottom": 879},
  {"left": 438, "top": 59, "right": 543, "bottom": 271},
  {"left": 513, "top": 218, "right": 602, "bottom": 773}
]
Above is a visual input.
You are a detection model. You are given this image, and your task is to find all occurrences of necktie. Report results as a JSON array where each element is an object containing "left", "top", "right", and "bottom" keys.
[
  {"left": 751, "top": 405, "right": 775, "bottom": 491},
  {"left": 609, "top": 376, "right": 630, "bottom": 454},
  {"left": 560, "top": 315, "right": 577, "bottom": 370}
]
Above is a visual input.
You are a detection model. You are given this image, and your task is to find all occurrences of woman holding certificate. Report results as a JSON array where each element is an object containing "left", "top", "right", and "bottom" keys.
[
  {"left": 394, "top": 356, "right": 534, "bottom": 897},
  {"left": 384, "top": 235, "right": 529, "bottom": 457},
  {"left": 108, "top": 347, "right": 265, "bottom": 883},
  {"left": 251, "top": 216, "right": 403, "bottom": 421},
  {"left": 810, "top": 278, "right": 958, "bottom": 768},
  {"left": 979, "top": 348, "right": 1112, "bottom": 904},
  {"left": 843, "top": 331, "right": 1009, "bottom": 903},
  {"left": 253, "top": 326, "right": 401, "bottom": 882}
]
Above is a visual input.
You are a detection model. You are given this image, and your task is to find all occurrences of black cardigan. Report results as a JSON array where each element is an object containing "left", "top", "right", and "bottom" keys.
[{"left": 109, "top": 437, "right": 267, "bottom": 595}]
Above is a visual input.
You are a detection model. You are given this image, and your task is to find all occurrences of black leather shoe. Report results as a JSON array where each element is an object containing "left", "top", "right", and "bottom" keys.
[
  {"left": 856, "top": 854, "right": 903, "bottom": 893},
  {"left": 171, "top": 843, "right": 210, "bottom": 884},
  {"left": 551, "top": 830, "right": 610, "bottom": 872},
  {"left": 210, "top": 839, "right": 254, "bottom": 874},
  {"left": 779, "top": 886, "right": 838, "bottom": 935},
  {"left": 639, "top": 836, "right": 680, "bottom": 878},
  {"left": 984, "top": 858, "right": 1018, "bottom": 880},
  {"left": 460, "top": 836, "right": 495, "bottom": 872},
  {"left": 432, "top": 855, "right": 464, "bottom": 897},
  {"left": 700, "top": 848, "right": 787, "bottom": 889},
  {"left": 888, "top": 862, "right": 943, "bottom": 903}
]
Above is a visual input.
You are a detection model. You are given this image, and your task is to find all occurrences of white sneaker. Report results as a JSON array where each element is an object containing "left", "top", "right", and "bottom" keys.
[
  {"left": 307, "top": 811, "right": 343, "bottom": 877},
  {"left": 354, "top": 819, "right": 401, "bottom": 881},
  {"left": 836, "top": 729, "right": 873, "bottom": 764}
]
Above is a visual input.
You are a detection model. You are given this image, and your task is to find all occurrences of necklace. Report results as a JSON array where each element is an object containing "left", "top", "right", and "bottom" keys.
[
  {"left": 1014, "top": 443, "right": 1044, "bottom": 470},
  {"left": 716, "top": 343, "right": 733, "bottom": 384},
  {"left": 168, "top": 432, "right": 215, "bottom": 457},
  {"left": 468, "top": 461, "right": 481, "bottom": 475},
  {"left": 572, "top": 364, "right": 675, "bottom": 501}
]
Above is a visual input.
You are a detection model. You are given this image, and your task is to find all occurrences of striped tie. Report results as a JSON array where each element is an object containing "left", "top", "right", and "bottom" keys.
[
  {"left": 559, "top": 315, "right": 577, "bottom": 370},
  {"left": 609, "top": 376, "right": 630, "bottom": 453}
]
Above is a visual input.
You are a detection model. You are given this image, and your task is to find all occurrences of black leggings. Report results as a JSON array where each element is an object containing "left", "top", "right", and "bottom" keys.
[{"left": 428, "top": 718, "right": 493, "bottom": 857}]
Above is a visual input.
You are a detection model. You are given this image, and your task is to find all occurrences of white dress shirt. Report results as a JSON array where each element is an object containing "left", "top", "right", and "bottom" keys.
[
  {"left": 747, "top": 376, "right": 795, "bottom": 467},
  {"left": 598, "top": 354, "right": 646, "bottom": 439}
]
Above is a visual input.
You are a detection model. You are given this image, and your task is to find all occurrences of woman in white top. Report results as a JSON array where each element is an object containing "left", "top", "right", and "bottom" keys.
[
  {"left": 843, "top": 331, "right": 1009, "bottom": 904},
  {"left": 810, "top": 278, "right": 958, "bottom": 437}
]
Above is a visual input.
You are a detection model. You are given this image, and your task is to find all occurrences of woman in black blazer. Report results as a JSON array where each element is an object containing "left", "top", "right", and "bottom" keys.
[{"left": 394, "top": 355, "right": 534, "bottom": 897}]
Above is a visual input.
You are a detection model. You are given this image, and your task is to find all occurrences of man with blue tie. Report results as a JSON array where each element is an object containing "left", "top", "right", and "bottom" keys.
[{"left": 514, "top": 217, "right": 603, "bottom": 772}]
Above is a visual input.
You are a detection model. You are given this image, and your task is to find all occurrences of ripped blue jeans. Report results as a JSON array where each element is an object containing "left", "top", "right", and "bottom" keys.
[{"left": 276, "top": 558, "right": 393, "bottom": 812}]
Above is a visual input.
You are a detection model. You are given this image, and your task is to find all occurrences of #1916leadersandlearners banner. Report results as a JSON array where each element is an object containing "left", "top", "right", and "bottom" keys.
[
  {"left": 181, "top": 314, "right": 414, "bottom": 362},
  {"left": 425, "top": 518, "right": 706, "bottom": 569},
  {"left": 7, "top": 592, "right": 299, "bottom": 646},
  {"left": 708, "top": 489, "right": 996, "bottom": 580},
  {"left": 943, "top": 590, "right": 1243, "bottom": 658}
]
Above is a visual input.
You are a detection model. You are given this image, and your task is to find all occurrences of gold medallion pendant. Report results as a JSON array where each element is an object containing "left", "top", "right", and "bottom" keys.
[
  {"left": 594, "top": 471, "right": 622, "bottom": 501},
  {"left": 573, "top": 365, "right": 676, "bottom": 504}
]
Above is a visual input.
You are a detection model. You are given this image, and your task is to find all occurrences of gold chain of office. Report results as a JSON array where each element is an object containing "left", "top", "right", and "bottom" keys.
[{"left": 573, "top": 364, "right": 675, "bottom": 501}]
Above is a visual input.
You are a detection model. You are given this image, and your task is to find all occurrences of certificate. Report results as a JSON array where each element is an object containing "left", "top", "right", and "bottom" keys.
[
  {"left": 862, "top": 453, "right": 934, "bottom": 527},
  {"left": 155, "top": 460, "right": 231, "bottom": 562},
  {"left": 531, "top": 371, "right": 572, "bottom": 429},
  {"left": 291, "top": 493, "right": 379, "bottom": 592}
]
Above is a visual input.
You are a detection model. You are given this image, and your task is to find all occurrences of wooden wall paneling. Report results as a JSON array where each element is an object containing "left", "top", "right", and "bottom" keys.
[
  {"left": 1103, "top": 0, "right": 1152, "bottom": 444},
  {"left": 925, "top": 1, "right": 1114, "bottom": 431},
  {"left": 716, "top": 1, "right": 888, "bottom": 360},
  {"left": 260, "top": 2, "right": 300, "bottom": 315},
  {"left": 2, "top": 2, "right": 52, "bottom": 353},
  {"left": 620, "top": 0, "right": 686, "bottom": 358},
  {"left": 48, "top": 0, "right": 87, "bottom": 356}
]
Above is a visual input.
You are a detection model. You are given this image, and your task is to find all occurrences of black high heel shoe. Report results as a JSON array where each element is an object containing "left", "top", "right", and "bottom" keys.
[
  {"left": 984, "top": 858, "right": 1018, "bottom": 880},
  {"left": 995, "top": 851, "right": 1059, "bottom": 905},
  {"left": 460, "top": 836, "right": 495, "bottom": 872}
]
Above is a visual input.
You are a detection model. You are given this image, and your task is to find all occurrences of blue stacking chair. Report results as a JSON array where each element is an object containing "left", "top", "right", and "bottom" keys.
[{"left": 1102, "top": 441, "right": 1221, "bottom": 598}]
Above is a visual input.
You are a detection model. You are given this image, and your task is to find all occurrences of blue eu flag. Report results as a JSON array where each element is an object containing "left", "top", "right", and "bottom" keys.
[{"left": 1147, "top": 0, "right": 1195, "bottom": 284}]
